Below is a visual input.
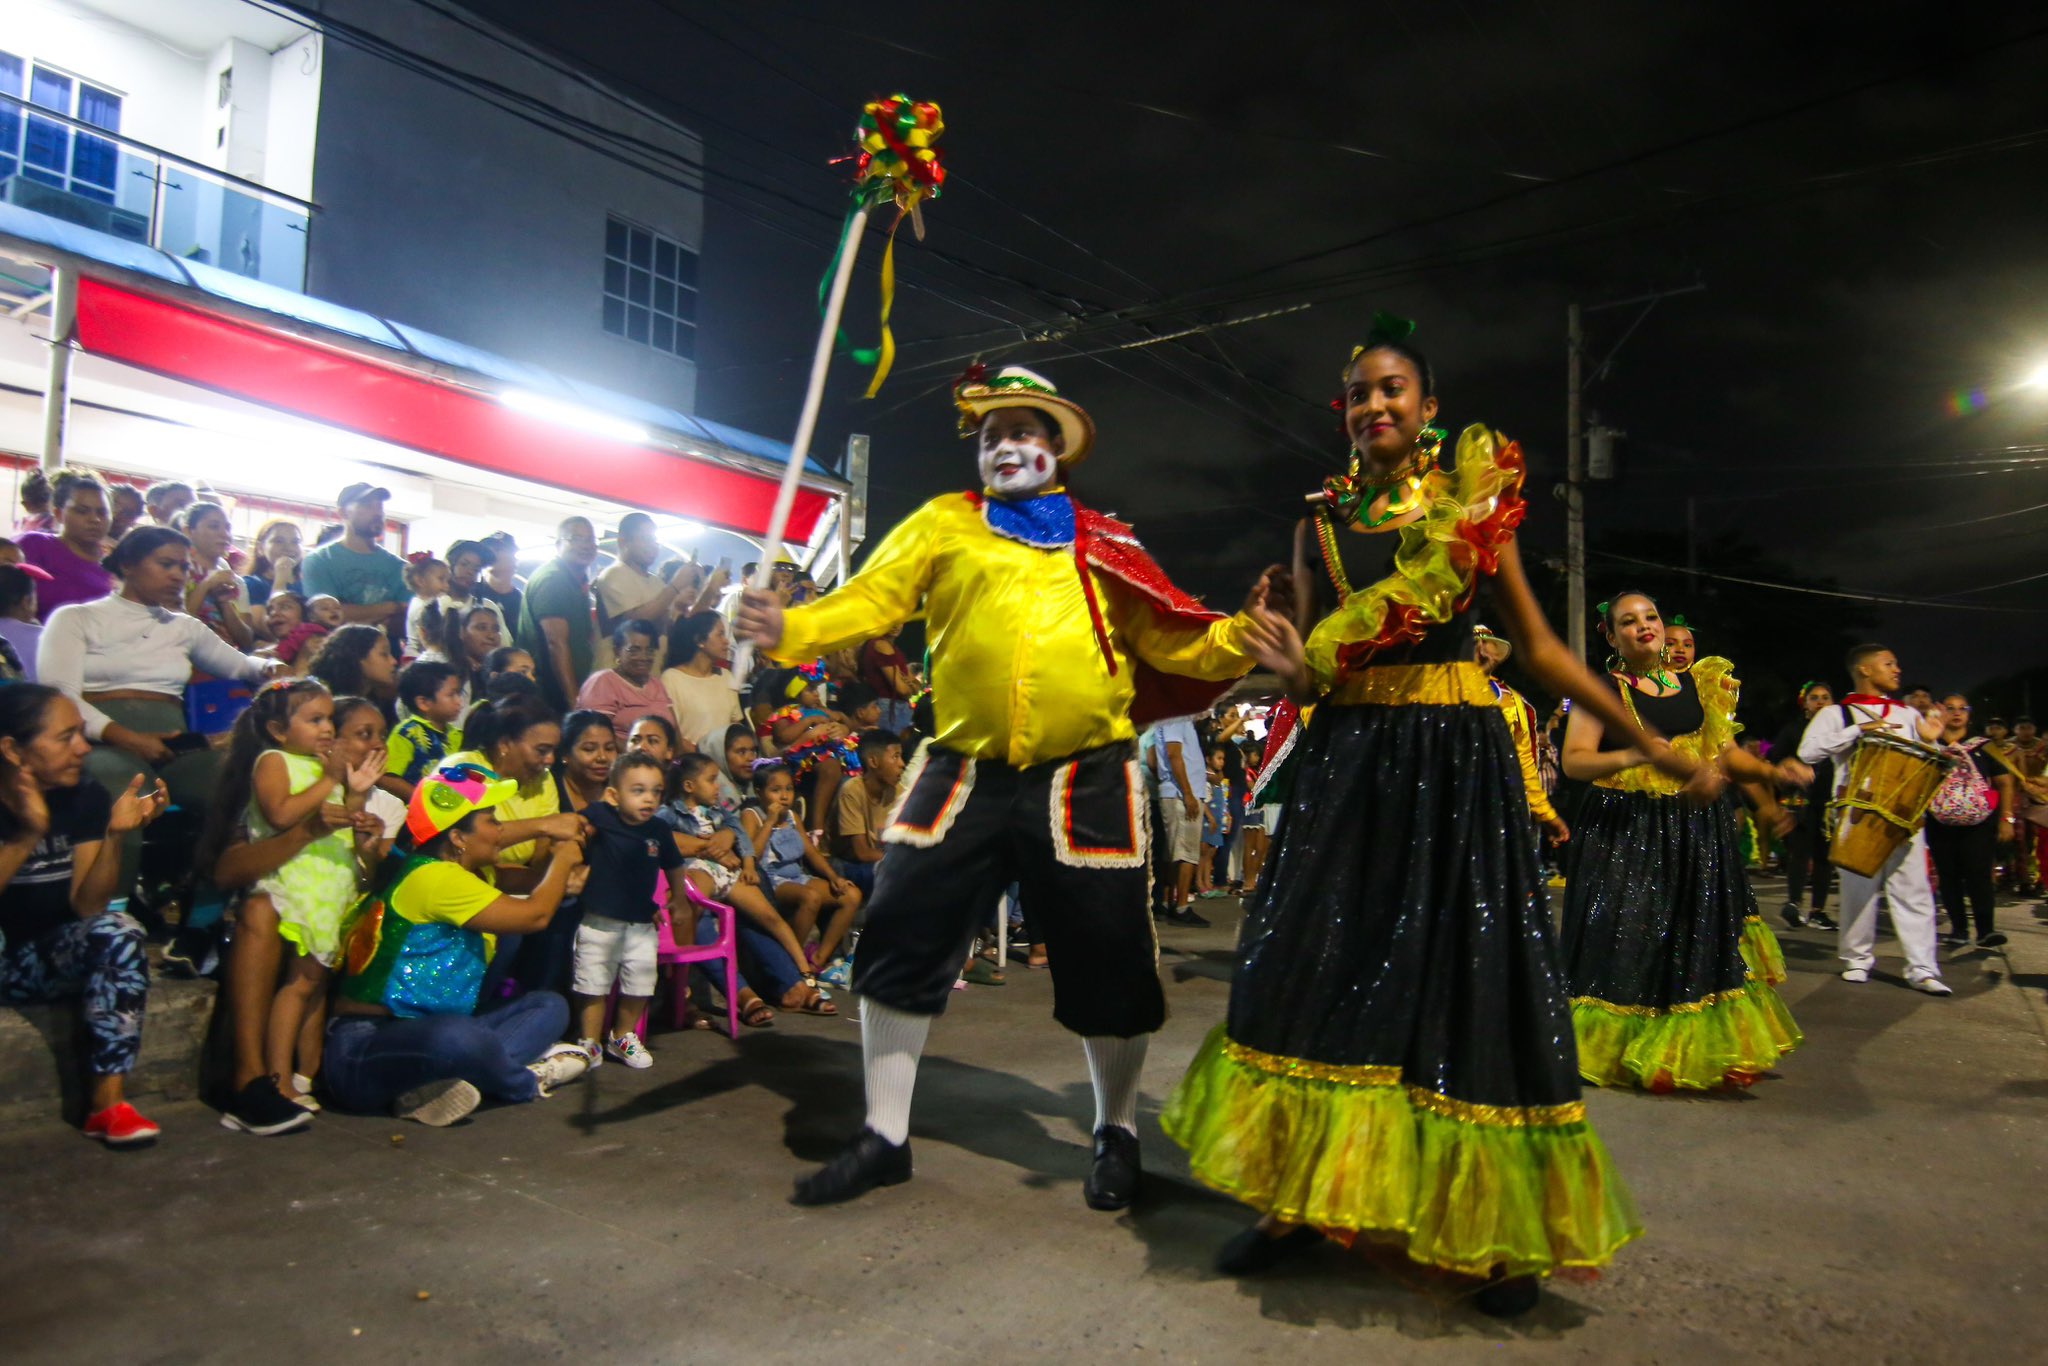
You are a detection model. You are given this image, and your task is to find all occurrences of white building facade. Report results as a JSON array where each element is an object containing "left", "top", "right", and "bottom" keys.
[{"left": 0, "top": 0, "right": 849, "bottom": 573}]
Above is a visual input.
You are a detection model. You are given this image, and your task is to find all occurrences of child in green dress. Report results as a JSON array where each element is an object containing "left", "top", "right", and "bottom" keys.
[{"left": 206, "top": 680, "right": 386, "bottom": 1110}]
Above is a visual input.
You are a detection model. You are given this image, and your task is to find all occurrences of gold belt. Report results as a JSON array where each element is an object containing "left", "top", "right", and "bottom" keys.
[{"left": 1327, "top": 661, "right": 1495, "bottom": 707}]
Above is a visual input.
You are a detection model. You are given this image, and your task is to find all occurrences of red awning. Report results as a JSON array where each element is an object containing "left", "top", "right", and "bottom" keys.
[{"left": 70, "top": 279, "right": 829, "bottom": 541}]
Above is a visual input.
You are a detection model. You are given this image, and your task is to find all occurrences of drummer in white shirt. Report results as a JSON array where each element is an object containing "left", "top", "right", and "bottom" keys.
[{"left": 1797, "top": 643, "right": 1950, "bottom": 995}]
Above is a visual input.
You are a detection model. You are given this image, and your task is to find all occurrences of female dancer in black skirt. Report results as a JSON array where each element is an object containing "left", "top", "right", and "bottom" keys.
[
  {"left": 1167, "top": 317, "right": 1711, "bottom": 1316},
  {"left": 1558, "top": 592, "right": 1808, "bottom": 1092}
]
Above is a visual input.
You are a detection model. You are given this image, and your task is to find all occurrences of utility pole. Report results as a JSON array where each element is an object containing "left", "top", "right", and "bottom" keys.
[
  {"left": 1563, "top": 283, "right": 1706, "bottom": 663},
  {"left": 1566, "top": 303, "right": 1585, "bottom": 665}
]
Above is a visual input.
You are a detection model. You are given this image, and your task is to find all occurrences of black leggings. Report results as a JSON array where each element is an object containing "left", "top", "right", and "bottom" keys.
[
  {"left": 1924, "top": 819, "right": 1997, "bottom": 940},
  {"left": 1783, "top": 812, "right": 1833, "bottom": 910}
]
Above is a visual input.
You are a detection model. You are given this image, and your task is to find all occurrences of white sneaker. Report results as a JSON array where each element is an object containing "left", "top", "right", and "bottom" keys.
[
  {"left": 605, "top": 1032, "right": 654, "bottom": 1069},
  {"left": 1909, "top": 976, "right": 1953, "bottom": 996},
  {"left": 394, "top": 1078, "right": 481, "bottom": 1127},
  {"left": 1841, "top": 967, "right": 1870, "bottom": 983},
  {"left": 576, "top": 1037, "right": 603, "bottom": 1071},
  {"left": 527, "top": 1043, "right": 592, "bottom": 1096}
]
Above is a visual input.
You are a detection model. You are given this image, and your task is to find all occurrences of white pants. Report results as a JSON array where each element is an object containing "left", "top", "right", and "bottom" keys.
[{"left": 1836, "top": 833, "right": 1941, "bottom": 981}]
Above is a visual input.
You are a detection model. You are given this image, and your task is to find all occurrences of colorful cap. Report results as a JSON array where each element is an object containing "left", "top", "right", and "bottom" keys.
[{"left": 405, "top": 760, "right": 519, "bottom": 845}]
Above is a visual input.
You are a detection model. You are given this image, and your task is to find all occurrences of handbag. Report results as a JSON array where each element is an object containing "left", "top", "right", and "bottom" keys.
[{"left": 1927, "top": 739, "right": 1994, "bottom": 827}]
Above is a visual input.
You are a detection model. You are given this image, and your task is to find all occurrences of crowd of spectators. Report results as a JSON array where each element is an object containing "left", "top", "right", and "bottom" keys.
[{"left": 0, "top": 473, "right": 930, "bottom": 1144}]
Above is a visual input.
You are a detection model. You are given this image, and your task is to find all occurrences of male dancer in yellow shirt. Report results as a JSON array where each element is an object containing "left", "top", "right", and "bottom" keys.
[{"left": 738, "top": 366, "right": 1285, "bottom": 1209}]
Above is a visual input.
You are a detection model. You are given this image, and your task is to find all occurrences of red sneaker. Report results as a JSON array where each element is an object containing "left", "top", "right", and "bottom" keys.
[{"left": 84, "top": 1102, "right": 161, "bottom": 1147}]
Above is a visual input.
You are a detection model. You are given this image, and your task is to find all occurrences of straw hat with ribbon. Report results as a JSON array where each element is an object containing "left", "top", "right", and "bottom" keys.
[{"left": 953, "top": 365, "right": 1097, "bottom": 467}]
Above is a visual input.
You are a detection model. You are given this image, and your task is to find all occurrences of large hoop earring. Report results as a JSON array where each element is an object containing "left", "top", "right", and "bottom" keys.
[
  {"left": 1413, "top": 425, "right": 1445, "bottom": 473},
  {"left": 1604, "top": 652, "right": 1626, "bottom": 675}
]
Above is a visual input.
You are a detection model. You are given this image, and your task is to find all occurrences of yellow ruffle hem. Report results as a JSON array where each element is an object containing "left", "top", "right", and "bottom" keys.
[
  {"left": 1571, "top": 982, "right": 1801, "bottom": 1093},
  {"left": 1162, "top": 1025, "right": 1643, "bottom": 1277},
  {"left": 1739, "top": 915, "right": 1789, "bottom": 986}
]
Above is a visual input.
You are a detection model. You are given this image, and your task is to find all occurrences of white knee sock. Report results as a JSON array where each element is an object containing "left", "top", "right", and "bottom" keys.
[
  {"left": 861, "top": 998, "right": 931, "bottom": 1146},
  {"left": 1083, "top": 1035, "right": 1148, "bottom": 1136}
]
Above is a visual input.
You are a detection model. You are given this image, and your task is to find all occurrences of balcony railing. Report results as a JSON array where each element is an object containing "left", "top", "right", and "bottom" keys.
[{"left": 0, "top": 90, "right": 314, "bottom": 292}]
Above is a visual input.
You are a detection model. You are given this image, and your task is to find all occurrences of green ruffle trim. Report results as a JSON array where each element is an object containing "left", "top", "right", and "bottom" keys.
[
  {"left": 1740, "top": 915, "right": 1788, "bottom": 985},
  {"left": 1572, "top": 982, "right": 1801, "bottom": 1092},
  {"left": 1162, "top": 1024, "right": 1642, "bottom": 1277}
]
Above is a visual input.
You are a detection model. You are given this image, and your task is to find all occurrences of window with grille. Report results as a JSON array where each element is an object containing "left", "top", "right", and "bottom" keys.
[
  {"left": 602, "top": 215, "right": 698, "bottom": 360},
  {"left": 0, "top": 52, "right": 123, "bottom": 204}
]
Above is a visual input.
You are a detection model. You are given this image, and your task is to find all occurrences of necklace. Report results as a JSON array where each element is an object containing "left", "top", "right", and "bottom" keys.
[
  {"left": 1614, "top": 665, "right": 1677, "bottom": 694},
  {"left": 1356, "top": 470, "right": 1431, "bottom": 528}
]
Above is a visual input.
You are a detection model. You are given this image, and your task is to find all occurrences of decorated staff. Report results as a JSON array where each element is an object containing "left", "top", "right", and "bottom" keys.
[{"left": 733, "top": 95, "right": 946, "bottom": 683}]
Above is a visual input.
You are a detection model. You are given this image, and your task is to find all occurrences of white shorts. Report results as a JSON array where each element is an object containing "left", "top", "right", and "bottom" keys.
[
  {"left": 1160, "top": 797, "right": 1203, "bottom": 865},
  {"left": 685, "top": 858, "right": 738, "bottom": 898},
  {"left": 571, "top": 914, "right": 659, "bottom": 997}
]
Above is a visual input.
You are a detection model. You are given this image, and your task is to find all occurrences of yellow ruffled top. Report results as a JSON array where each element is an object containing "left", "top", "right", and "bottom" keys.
[
  {"left": 1593, "top": 656, "right": 1742, "bottom": 796},
  {"left": 1303, "top": 425, "right": 1527, "bottom": 694}
]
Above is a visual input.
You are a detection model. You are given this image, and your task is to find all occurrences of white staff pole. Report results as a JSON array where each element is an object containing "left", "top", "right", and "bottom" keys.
[{"left": 731, "top": 204, "right": 873, "bottom": 682}]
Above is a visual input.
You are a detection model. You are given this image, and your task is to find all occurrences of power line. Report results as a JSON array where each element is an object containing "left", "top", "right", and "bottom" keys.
[
  {"left": 1589, "top": 551, "right": 2048, "bottom": 613},
  {"left": 253, "top": 0, "right": 1071, "bottom": 334},
  {"left": 756, "top": 3, "right": 1558, "bottom": 186}
]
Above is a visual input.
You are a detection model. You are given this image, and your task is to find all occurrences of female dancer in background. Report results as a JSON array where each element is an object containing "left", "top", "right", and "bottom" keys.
[
  {"left": 1558, "top": 592, "right": 1808, "bottom": 1093},
  {"left": 1166, "top": 316, "right": 1710, "bottom": 1316}
]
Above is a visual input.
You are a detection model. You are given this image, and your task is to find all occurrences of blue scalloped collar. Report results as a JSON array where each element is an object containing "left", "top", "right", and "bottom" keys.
[{"left": 983, "top": 492, "right": 1075, "bottom": 549}]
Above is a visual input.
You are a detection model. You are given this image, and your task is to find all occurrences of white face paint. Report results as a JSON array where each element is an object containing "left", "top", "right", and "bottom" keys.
[
  {"left": 978, "top": 408, "right": 1063, "bottom": 498},
  {"left": 978, "top": 436, "right": 1059, "bottom": 497}
]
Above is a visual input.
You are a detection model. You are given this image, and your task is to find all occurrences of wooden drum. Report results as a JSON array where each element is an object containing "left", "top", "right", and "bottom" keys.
[{"left": 1827, "top": 733, "right": 1953, "bottom": 877}]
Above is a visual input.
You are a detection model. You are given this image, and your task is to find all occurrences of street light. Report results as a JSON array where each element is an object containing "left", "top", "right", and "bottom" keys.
[{"left": 2023, "top": 360, "right": 2048, "bottom": 389}]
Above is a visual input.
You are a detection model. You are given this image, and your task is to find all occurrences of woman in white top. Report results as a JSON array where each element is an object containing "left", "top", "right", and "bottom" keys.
[
  {"left": 660, "top": 610, "right": 742, "bottom": 753},
  {"left": 37, "top": 526, "right": 278, "bottom": 895}
]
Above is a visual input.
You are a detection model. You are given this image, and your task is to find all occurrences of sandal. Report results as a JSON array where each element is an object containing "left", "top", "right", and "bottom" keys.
[
  {"left": 739, "top": 998, "right": 776, "bottom": 1028},
  {"left": 788, "top": 977, "right": 839, "bottom": 1016},
  {"left": 1027, "top": 944, "right": 1049, "bottom": 970},
  {"left": 963, "top": 958, "right": 1006, "bottom": 986}
]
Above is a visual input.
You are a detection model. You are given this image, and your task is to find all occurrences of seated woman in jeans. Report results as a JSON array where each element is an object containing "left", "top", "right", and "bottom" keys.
[
  {"left": 36, "top": 526, "right": 277, "bottom": 896},
  {"left": 324, "top": 761, "right": 593, "bottom": 1125},
  {"left": 0, "top": 685, "right": 169, "bottom": 1144}
]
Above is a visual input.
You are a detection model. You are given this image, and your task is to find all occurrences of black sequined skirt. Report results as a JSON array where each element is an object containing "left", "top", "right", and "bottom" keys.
[
  {"left": 1225, "top": 698, "right": 1578, "bottom": 1109},
  {"left": 1163, "top": 698, "right": 1641, "bottom": 1274},
  {"left": 1559, "top": 787, "right": 1800, "bottom": 1090}
]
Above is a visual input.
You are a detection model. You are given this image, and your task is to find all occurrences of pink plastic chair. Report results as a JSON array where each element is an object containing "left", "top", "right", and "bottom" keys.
[{"left": 651, "top": 871, "right": 741, "bottom": 1040}]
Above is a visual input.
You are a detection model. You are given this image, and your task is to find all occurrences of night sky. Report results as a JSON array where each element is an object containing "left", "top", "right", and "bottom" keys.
[{"left": 461, "top": 0, "right": 2048, "bottom": 719}]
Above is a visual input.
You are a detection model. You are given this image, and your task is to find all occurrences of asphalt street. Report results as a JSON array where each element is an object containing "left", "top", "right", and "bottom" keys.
[{"left": 4, "top": 875, "right": 2044, "bottom": 1364}]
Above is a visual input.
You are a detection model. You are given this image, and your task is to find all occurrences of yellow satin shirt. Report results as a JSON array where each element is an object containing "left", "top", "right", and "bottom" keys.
[
  {"left": 1494, "top": 681, "right": 1558, "bottom": 823},
  {"left": 772, "top": 495, "right": 1256, "bottom": 768}
]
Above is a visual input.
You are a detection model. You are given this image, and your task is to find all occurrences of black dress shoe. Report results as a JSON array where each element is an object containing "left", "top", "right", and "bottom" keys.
[
  {"left": 1163, "top": 906, "right": 1211, "bottom": 928},
  {"left": 1473, "top": 1274, "right": 1541, "bottom": 1318},
  {"left": 1083, "top": 1125, "right": 1142, "bottom": 1210},
  {"left": 791, "top": 1128, "right": 912, "bottom": 1206},
  {"left": 1215, "top": 1225, "right": 1322, "bottom": 1276}
]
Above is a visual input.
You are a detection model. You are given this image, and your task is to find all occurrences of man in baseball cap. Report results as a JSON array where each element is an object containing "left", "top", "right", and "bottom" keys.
[{"left": 298, "top": 482, "right": 407, "bottom": 631}]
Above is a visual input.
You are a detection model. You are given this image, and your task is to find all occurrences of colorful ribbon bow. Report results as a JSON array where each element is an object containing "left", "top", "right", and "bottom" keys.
[
  {"left": 832, "top": 94, "right": 946, "bottom": 398},
  {"left": 1319, "top": 459, "right": 1369, "bottom": 526}
]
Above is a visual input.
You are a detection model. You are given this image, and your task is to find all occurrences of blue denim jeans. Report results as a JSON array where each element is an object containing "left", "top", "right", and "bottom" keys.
[
  {"left": 323, "top": 992, "right": 569, "bottom": 1112},
  {"left": 694, "top": 910, "right": 803, "bottom": 1003}
]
